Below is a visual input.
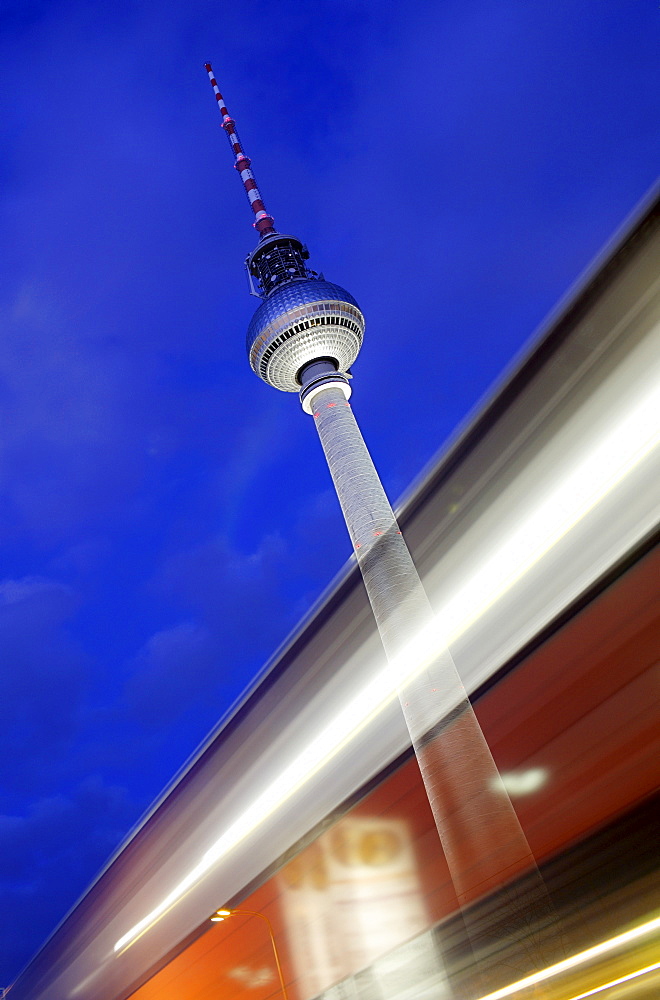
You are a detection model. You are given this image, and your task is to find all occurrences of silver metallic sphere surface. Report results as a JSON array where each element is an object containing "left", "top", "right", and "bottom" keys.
[{"left": 246, "top": 279, "right": 365, "bottom": 392}]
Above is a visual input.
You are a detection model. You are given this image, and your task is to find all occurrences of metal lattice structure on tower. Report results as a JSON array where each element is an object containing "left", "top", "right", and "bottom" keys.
[{"left": 204, "top": 64, "right": 562, "bottom": 988}]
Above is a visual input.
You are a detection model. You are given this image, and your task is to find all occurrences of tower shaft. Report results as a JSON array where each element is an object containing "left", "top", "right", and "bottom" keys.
[{"left": 308, "top": 384, "right": 562, "bottom": 985}]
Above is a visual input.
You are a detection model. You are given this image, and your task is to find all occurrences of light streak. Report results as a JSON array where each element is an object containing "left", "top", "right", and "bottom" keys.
[
  {"left": 113, "top": 669, "right": 396, "bottom": 952},
  {"left": 434, "top": 371, "right": 660, "bottom": 640},
  {"left": 113, "top": 373, "right": 660, "bottom": 954},
  {"left": 564, "top": 962, "right": 660, "bottom": 1000},
  {"left": 471, "top": 915, "right": 660, "bottom": 1000}
]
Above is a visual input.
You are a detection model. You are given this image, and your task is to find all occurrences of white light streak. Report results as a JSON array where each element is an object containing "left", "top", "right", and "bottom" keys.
[
  {"left": 113, "top": 669, "right": 396, "bottom": 952},
  {"left": 564, "top": 962, "right": 660, "bottom": 1000},
  {"left": 435, "top": 375, "right": 660, "bottom": 640},
  {"left": 471, "top": 915, "right": 660, "bottom": 1000}
]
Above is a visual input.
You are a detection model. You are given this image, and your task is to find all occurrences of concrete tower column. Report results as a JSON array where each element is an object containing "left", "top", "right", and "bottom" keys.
[{"left": 302, "top": 380, "right": 562, "bottom": 984}]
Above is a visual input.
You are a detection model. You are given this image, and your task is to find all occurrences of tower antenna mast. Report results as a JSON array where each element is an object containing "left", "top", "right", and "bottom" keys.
[
  {"left": 206, "top": 62, "right": 318, "bottom": 299},
  {"left": 204, "top": 63, "right": 275, "bottom": 238}
]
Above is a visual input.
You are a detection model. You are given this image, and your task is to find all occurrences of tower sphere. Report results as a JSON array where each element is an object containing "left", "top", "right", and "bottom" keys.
[{"left": 246, "top": 276, "right": 365, "bottom": 393}]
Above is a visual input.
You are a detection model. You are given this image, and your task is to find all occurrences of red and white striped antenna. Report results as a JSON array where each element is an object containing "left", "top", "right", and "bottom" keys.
[{"left": 204, "top": 63, "right": 276, "bottom": 238}]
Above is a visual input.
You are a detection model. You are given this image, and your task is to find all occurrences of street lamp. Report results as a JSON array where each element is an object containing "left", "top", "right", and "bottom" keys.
[{"left": 211, "top": 908, "right": 289, "bottom": 1000}]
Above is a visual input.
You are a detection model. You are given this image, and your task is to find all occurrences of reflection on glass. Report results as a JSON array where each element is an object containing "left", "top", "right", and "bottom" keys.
[
  {"left": 279, "top": 816, "right": 439, "bottom": 997},
  {"left": 226, "top": 964, "right": 276, "bottom": 989}
]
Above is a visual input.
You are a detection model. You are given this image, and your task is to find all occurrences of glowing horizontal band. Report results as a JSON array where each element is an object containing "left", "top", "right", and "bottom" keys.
[
  {"left": 564, "top": 962, "right": 660, "bottom": 1000},
  {"left": 113, "top": 668, "right": 396, "bottom": 952},
  {"left": 471, "top": 915, "right": 660, "bottom": 1000},
  {"left": 435, "top": 374, "right": 660, "bottom": 639},
  {"left": 114, "top": 371, "right": 660, "bottom": 954}
]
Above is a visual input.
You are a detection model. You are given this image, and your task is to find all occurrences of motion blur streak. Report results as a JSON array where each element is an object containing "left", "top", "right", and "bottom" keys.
[
  {"left": 564, "top": 963, "right": 660, "bottom": 1000},
  {"left": 113, "top": 666, "right": 395, "bottom": 952},
  {"left": 471, "top": 915, "right": 660, "bottom": 1000},
  {"left": 435, "top": 363, "right": 660, "bottom": 638},
  {"left": 113, "top": 365, "right": 660, "bottom": 954}
]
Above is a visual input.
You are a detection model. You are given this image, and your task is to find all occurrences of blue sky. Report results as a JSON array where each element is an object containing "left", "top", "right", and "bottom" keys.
[{"left": 1, "top": 0, "right": 658, "bottom": 985}]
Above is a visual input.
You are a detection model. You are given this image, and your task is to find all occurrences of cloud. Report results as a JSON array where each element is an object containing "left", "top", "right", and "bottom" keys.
[
  {"left": 0, "top": 577, "right": 89, "bottom": 786},
  {"left": 154, "top": 532, "right": 292, "bottom": 646},
  {"left": 0, "top": 277, "right": 149, "bottom": 544},
  {"left": 0, "top": 776, "right": 135, "bottom": 984},
  {"left": 123, "top": 620, "right": 219, "bottom": 727}
]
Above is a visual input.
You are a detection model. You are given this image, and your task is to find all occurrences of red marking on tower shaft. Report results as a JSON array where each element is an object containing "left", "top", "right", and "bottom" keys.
[{"left": 204, "top": 63, "right": 275, "bottom": 237}]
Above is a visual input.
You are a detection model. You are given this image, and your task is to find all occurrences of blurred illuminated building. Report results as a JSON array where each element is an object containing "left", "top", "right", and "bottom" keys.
[{"left": 7, "top": 184, "right": 660, "bottom": 1000}]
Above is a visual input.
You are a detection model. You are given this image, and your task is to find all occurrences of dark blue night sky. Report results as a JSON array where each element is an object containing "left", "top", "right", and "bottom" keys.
[{"left": 1, "top": 0, "right": 658, "bottom": 985}]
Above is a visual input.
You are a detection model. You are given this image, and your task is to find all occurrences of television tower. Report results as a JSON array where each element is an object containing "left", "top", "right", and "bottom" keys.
[{"left": 204, "top": 64, "right": 561, "bottom": 988}]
